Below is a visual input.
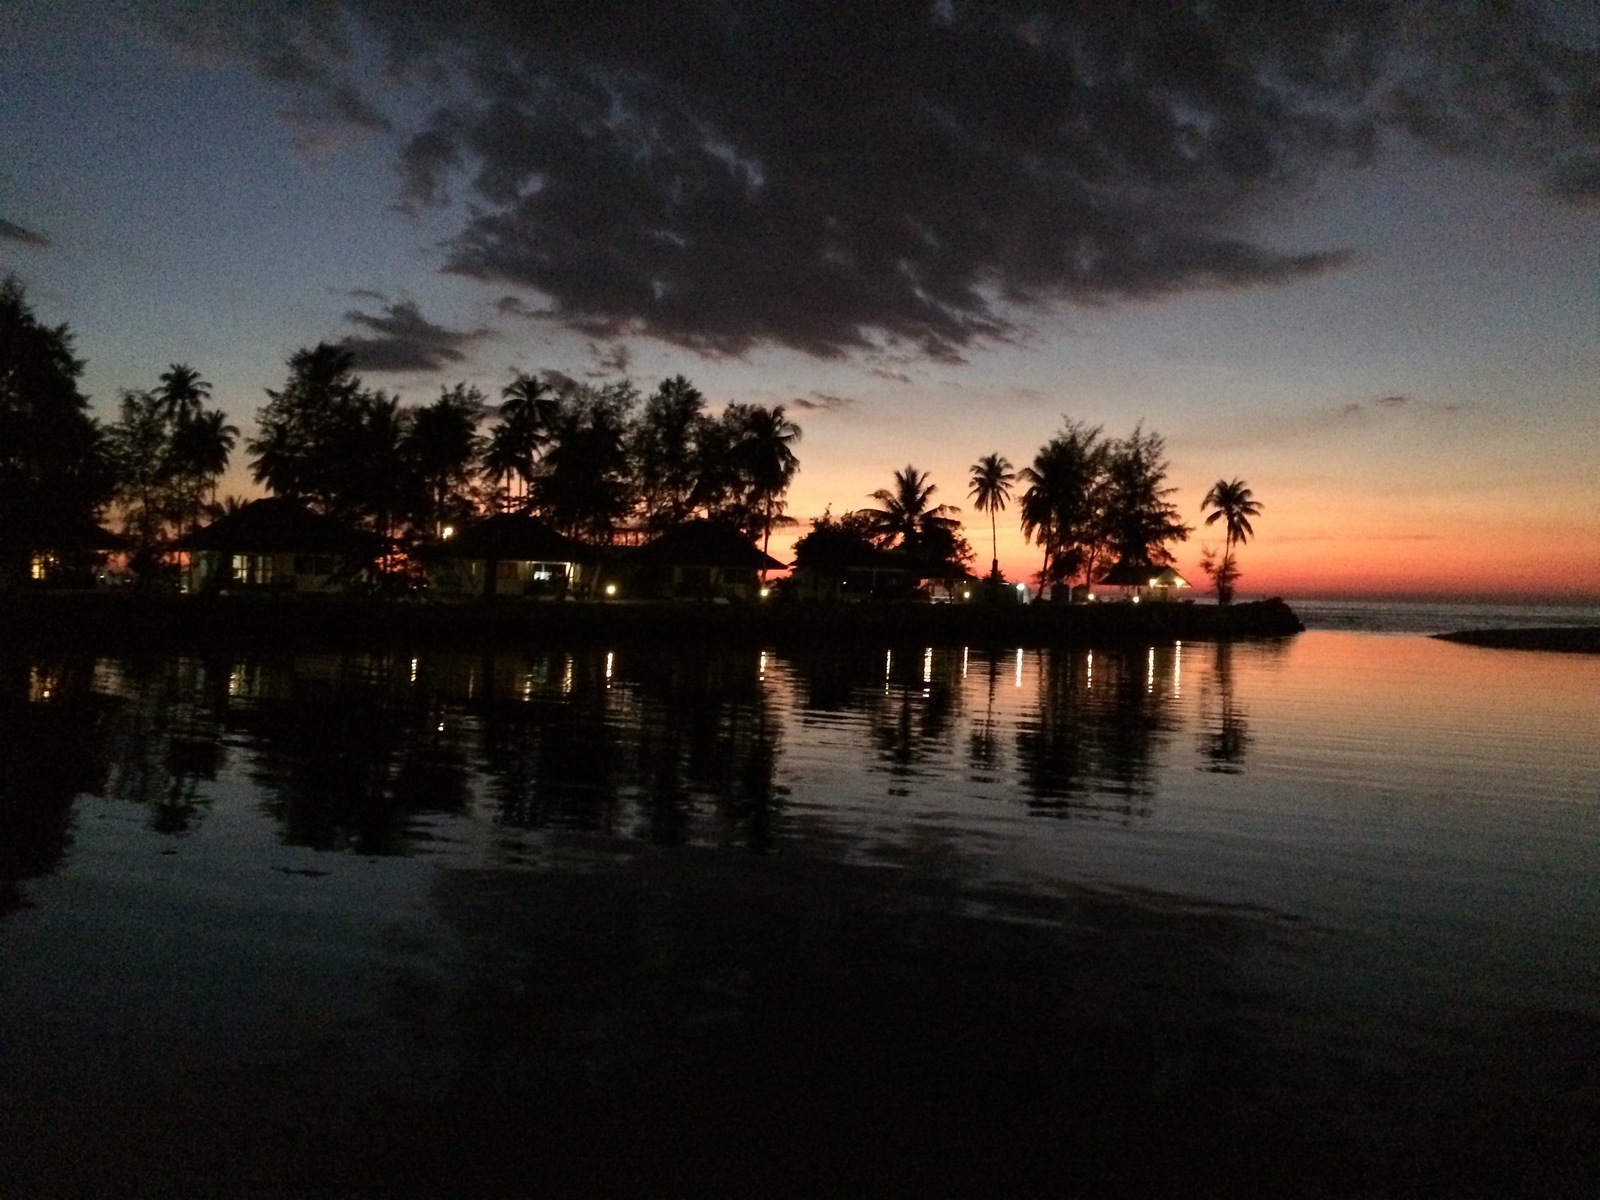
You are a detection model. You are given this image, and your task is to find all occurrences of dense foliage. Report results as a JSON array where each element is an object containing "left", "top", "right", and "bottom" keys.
[
  {"left": 2, "top": 288, "right": 1249, "bottom": 595},
  {"left": 0, "top": 277, "right": 112, "bottom": 581},
  {"left": 1020, "top": 421, "right": 1191, "bottom": 595}
]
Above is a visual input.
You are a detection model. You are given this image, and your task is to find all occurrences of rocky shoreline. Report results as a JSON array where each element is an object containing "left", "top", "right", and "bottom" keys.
[{"left": 1, "top": 592, "right": 1304, "bottom": 652}]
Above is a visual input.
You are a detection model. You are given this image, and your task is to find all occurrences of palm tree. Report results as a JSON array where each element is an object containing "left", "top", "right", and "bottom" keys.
[
  {"left": 169, "top": 407, "right": 239, "bottom": 526},
  {"left": 487, "top": 372, "right": 560, "bottom": 508},
  {"left": 736, "top": 404, "right": 802, "bottom": 563},
  {"left": 1200, "top": 478, "right": 1262, "bottom": 604},
  {"left": 1018, "top": 421, "right": 1104, "bottom": 597},
  {"left": 154, "top": 364, "right": 211, "bottom": 423},
  {"left": 968, "top": 453, "right": 1015, "bottom": 580},
  {"left": 862, "top": 465, "right": 959, "bottom": 550}
]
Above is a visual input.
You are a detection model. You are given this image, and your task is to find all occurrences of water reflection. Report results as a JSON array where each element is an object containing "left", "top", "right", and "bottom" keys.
[
  {"left": 0, "top": 655, "right": 112, "bottom": 910},
  {"left": 103, "top": 655, "right": 228, "bottom": 835},
  {"left": 1, "top": 638, "right": 1255, "bottom": 888},
  {"left": 225, "top": 654, "right": 475, "bottom": 854},
  {"left": 1015, "top": 645, "right": 1184, "bottom": 819},
  {"left": 1198, "top": 641, "right": 1250, "bottom": 773}
]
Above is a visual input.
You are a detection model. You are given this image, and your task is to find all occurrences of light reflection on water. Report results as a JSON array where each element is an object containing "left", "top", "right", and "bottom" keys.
[
  {"left": 1, "top": 630, "right": 1597, "bottom": 1191},
  {"left": 6, "top": 634, "right": 1595, "bottom": 986}
]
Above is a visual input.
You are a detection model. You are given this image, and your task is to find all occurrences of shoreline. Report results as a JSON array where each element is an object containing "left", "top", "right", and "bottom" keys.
[
  {"left": 1432, "top": 626, "right": 1600, "bottom": 654},
  {"left": 0, "top": 593, "right": 1304, "bottom": 652}
]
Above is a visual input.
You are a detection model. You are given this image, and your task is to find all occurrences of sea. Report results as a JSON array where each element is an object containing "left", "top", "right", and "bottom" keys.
[{"left": 1, "top": 597, "right": 1596, "bottom": 1196}]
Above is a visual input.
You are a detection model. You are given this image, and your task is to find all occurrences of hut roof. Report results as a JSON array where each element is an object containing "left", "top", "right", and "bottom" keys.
[
  {"left": 1098, "top": 561, "right": 1189, "bottom": 588},
  {"left": 630, "top": 520, "right": 787, "bottom": 571},
  {"left": 180, "top": 498, "right": 376, "bottom": 555},
  {"left": 436, "top": 514, "right": 597, "bottom": 563}
]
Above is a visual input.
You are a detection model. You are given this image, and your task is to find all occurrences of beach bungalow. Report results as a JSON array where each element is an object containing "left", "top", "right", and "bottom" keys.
[
  {"left": 789, "top": 538, "right": 914, "bottom": 602},
  {"left": 1095, "top": 561, "right": 1191, "bottom": 602},
  {"left": 916, "top": 558, "right": 980, "bottom": 603},
  {"left": 6, "top": 516, "right": 128, "bottom": 589},
  {"left": 423, "top": 514, "right": 597, "bottom": 599},
  {"left": 180, "top": 498, "right": 377, "bottom": 593},
  {"left": 624, "top": 520, "right": 786, "bottom": 601}
]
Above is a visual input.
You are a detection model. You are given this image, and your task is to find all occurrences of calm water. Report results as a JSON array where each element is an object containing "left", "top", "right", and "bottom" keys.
[{"left": 3, "top": 604, "right": 1597, "bottom": 1195}]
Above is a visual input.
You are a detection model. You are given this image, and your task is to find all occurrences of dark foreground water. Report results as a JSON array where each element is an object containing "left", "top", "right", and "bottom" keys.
[{"left": 2, "top": 620, "right": 1597, "bottom": 1196}]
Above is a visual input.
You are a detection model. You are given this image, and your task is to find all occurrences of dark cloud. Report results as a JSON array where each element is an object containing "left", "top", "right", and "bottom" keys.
[
  {"left": 791, "top": 392, "right": 857, "bottom": 413},
  {"left": 339, "top": 297, "right": 493, "bottom": 372},
  {"left": 0, "top": 218, "right": 51, "bottom": 248},
  {"left": 1376, "top": 394, "right": 1409, "bottom": 408},
  {"left": 148, "top": 1, "right": 1600, "bottom": 358},
  {"left": 586, "top": 341, "right": 632, "bottom": 377}
]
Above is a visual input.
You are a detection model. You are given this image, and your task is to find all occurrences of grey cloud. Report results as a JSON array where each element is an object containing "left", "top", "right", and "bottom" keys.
[
  {"left": 0, "top": 218, "right": 51, "bottom": 248},
  {"left": 146, "top": 1, "right": 1600, "bottom": 359},
  {"left": 340, "top": 297, "right": 493, "bottom": 372},
  {"left": 791, "top": 393, "right": 857, "bottom": 413},
  {"left": 1376, "top": 394, "right": 1409, "bottom": 408},
  {"left": 585, "top": 341, "right": 632, "bottom": 378}
]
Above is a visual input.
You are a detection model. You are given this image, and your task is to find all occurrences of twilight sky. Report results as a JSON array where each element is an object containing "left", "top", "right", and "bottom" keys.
[{"left": 3, "top": 0, "right": 1597, "bottom": 599}]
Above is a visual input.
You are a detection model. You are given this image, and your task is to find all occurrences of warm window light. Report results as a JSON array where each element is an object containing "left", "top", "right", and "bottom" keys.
[{"left": 441, "top": 525, "right": 455, "bottom": 539}]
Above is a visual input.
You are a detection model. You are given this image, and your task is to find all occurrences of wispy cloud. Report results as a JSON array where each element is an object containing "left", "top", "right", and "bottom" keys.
[
  {"left": 0, "top": 218, "right": 51, "bottom": 248},
  {"left": 791, "top": 392, "right": 857, "bottom": 413}
]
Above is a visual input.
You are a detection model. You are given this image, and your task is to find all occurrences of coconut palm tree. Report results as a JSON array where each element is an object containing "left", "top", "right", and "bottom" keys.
[
  {"left": 1018, "top": 421, "right": 1104, "bottom": 597},
  {"left": 968, "top": 453, "right": 1014, "bottom": 580},
  {"left": 154, "top": 364, "right": 211, "bottom": 423},
  {"left": 169, "top": 407, "right": 239, "bottom": 525},
  {"left": 487, "top": 371, "right": 560, "bottom": 508},
  {"left": 735, "top": 403, "right": 802, "bottom": 563},
  {"left": 1200, "top": 478, "right": 1261, "bottom": 603},
  {"left": 861, "top": 465, "right": 958, "bottom": 549}
]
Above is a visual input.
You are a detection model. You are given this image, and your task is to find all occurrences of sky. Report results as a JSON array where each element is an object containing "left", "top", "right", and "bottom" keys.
[{"left": 3, "top": 0, "right": 1597, "bottom": 600}]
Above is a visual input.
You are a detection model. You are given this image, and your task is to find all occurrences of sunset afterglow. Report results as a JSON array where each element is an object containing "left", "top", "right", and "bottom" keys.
[{"left": 3, "top": 2, "right": 1595, "bottom": 600}]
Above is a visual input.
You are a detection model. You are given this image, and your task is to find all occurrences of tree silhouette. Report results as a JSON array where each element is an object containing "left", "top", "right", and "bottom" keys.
[
  {"left": 861, "top": 465, "right": 958, "bottom": 549},
  {"left": 732, "top": 403, "right": 801, "bottom": 563},
  {"left": 169, "top": 408, "right": 239, "bottom": 517},
  {"left": 533, "top": 380, "right": 636, "bottom": 541},
  {"left": 968, "top": 452, "right": 1015, "bottom": 580},
  {"left": 248, "top": 343, "right": 373, "bottom": 517},
  {"left": 630, "top": 375, "right": 707, "bottom": 531},
  {"left": 0, "top": 276, "right": 112, "bottom": 583},
  {"left": 1019, "top": 421, "right": 1104, "bottom": 597},
  {"left": 153, "top": 363, "right": 210, "bottom": 424},
  {"left": 1101, "top": 424, "right": 1189, "bottom": 568},
  {"left": 485, "top": 371, "right": 559, "bottom": 509},
  {"left": 1200, "top": 478, "right": 1262, "bottom": 603},
  {"left": 406, "top": 383, "right": 485, "bottom": 536}
]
